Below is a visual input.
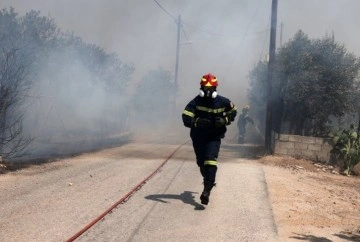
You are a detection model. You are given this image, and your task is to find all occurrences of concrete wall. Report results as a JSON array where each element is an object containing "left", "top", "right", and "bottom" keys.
[{"left": 274, "top": 133, "right": 333, "bottom": 162}]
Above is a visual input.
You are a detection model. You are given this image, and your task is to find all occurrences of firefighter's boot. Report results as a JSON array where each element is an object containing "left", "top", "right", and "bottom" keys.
[{"left": 200, "top": 182, "right": 215, "bottom": 205}]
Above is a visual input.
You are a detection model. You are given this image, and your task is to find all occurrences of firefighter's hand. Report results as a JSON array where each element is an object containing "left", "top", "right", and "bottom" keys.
[
  {"left": 247, "top": 117, "right": 255, "bottom": 125},
  {"left": 194, "top": 118, "right": 211, "bottom": 128},
  {"left": 214, "top": 117, "right": 226, "bottom": 127}
]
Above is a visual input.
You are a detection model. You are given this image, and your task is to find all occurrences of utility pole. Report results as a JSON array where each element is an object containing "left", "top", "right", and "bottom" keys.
[
  {"left": 173, "top": 15, "right": 181, "bottom": 118},
  {"left": 358, "top": 110, "right": 360, "bottom": 134},
  {"left": 265, "top": 0, "right": 278, "bottom": 154},
  {"left": 280, "top": 22, "right": 283, "bottom": 47}
]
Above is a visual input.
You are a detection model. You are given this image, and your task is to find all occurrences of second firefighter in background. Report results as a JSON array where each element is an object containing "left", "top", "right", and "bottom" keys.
[
  {"left": 182, "top": 73, "right": 237, "bottom": 205},
  {"left": 237, "top": 105, "right": 254, "bottom": 144}
]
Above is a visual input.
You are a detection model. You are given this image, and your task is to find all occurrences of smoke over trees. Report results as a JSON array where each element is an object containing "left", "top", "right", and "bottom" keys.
[
  {"left": 247, "top": 61, "right": 268, "bottom": 135},
  {"left": 31, "top": 33, "right": 134, "bottom": 138},
  {"left": 131, "top": 68, "right": 175, "bottom": 130},
  {"left": 0, "top": 8, "right": 136, "bottom": 159},
  {"left": 248, "top": 30, "right": 360, "bottom": 137},
  {"left": 0, "top": 8, "right": 55, "bottom": 158}
]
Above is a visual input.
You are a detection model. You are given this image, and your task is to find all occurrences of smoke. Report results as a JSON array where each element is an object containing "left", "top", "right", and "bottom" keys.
[
  {"left": 21, "top": 46, "right": 131, "bottom": 158},
  {"left": 1, "top": 0, "right": 360, "bottom": 157}
]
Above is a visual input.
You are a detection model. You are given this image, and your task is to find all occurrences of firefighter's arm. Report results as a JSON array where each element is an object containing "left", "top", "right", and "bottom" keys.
[
  {"left": 182, "top": 101, "right": 196, "bottom": 128},
  {"left": 182, "top": 110, "right": 194, "bottom": 128},
  {"left": 246, "top": 116, "right": 254, "bottom": 125},
  {"left": 225, "top": 101, "right": 237, "bottom": 125},
  {"left": 182, "top": 109, "right": 212, "bottom": 128},
  {"left": 182, "top": 100, "right": 212, "bottom": 128},
  {"left": 214, "top": 117, "right": 226, "bottom": 127},
  {"left": 182, "top": 111, "right": 211, "bottom": 128},
  {"left": 194, "top": 117, "right": 212, "bottom": 128}
]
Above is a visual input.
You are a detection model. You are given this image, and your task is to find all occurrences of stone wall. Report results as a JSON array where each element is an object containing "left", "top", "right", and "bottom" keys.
[{"left": 274, "top": 133, "right": 333, "bottom": 162}]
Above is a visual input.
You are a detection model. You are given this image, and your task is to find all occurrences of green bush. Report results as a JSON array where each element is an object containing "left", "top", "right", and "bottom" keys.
[{"left": 329, "top": 124, "right": 360, "bottom": 176}]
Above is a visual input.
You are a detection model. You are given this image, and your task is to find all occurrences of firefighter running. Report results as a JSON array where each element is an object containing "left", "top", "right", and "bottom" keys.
[{"left": 182, "top": 73, "right": 237, "bottom": 205}]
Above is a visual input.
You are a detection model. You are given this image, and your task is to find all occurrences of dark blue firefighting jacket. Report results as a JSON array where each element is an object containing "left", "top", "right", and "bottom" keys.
[{"left": 182, "top": 95, "right": 237, "bottom": 139}]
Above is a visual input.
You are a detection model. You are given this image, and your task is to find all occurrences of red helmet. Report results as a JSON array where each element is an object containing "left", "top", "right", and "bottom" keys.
[{"left": 200, "top": 73, "right": 218, "bottom": 87}]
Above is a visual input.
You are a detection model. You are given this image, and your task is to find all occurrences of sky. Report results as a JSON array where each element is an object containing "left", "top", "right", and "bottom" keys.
[
  {"left": 2, "top": 0, "right": 360, "bottom": 108},
  {"left": 1, "top": 0, "right": 360, "bottom": 154}
]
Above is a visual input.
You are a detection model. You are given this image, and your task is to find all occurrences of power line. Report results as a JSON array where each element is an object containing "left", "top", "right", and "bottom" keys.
[
  {"left": 180, "top": 24, "right": 190, "bottom": 42},
  {"left": 153, "top": 0, "right": 177, "bottom": 21},
  {"left": 181, "top": 21, "right": 226, "bottom": 37},
  {"left": 152, "top": 0, "right": 272, "bottom": 72},
  {"left": 153, "top": 0, "right": 270, "bottom": 40},
  {"left": 225, "top": 0, "right": 263, "bottom": 73},
  {"left": 153, "top": 0, "right": 245, "bottom": 38},
  {"left": 180, "top": 24, "right": 201, "bottom": 61},
  {"left": 260, "top": 18, "right": 271, "bottom": 62}
]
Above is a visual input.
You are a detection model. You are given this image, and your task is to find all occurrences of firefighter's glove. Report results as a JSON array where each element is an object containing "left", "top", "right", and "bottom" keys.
[
  {"left": 214, "top": 117, "right": 226, "bottom": 127},
  {"left": 194, "top": 118, "right": 212, "bottom": 128}
]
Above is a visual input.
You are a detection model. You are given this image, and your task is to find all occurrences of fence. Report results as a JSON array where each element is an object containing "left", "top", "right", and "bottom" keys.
[{"left": 274, "top": 133, "right": 333, "bottom": 162}]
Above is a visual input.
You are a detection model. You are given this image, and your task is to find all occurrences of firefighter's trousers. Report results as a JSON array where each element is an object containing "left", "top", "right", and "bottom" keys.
[{"left": 191, "top": 136, "right": 221, "bottom": 185}]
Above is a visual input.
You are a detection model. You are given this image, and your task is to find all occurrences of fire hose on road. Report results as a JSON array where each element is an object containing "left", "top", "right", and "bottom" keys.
[{"left": 66, "top": 140, "right": 189, "bottom": 242}]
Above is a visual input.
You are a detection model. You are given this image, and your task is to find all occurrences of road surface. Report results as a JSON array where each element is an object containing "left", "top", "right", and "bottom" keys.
[{"left": 0, "top": 141, "right": 279, "bottom": 242}]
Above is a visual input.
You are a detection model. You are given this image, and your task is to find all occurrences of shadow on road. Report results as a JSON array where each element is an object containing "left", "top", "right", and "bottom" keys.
[
  {"left": 289, "top": 231, "right": 360, "bottom": 242},
  {"left": 333, "top": 232, "right": 360, "bottom": 242},
  {"left": 289, "top": 233, "right": 332, "bottom": 242},
  {"left": 145, "top": 191, "right": 205, "bottom": 210}
]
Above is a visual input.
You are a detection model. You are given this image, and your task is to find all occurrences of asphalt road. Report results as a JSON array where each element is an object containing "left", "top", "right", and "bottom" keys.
[
  {"left": 0, "top": 142, "right": 279, "bottom": 242},
  {"left": 77, "top": 143, "right": 279, "bottom": 242}
]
